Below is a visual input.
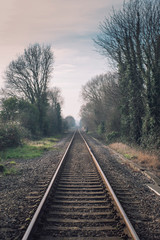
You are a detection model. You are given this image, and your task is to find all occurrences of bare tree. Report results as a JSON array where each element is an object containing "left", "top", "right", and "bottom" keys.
[
  {"left": 80, "top": 72, "right": 121, "bottom": 134},
  {"left": 4, "top": 43, "right": 54, "bottom": 133},
  {"left": 47, "top": 87, "right": 63, "bottom": 108},
  {"left": 5, "top": 43, "right": 54, "bottom": 104},
  {"left": 80, "top": 103, "right": 97, "bottom": 132}
]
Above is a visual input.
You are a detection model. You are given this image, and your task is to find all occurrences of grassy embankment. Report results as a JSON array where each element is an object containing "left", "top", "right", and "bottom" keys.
[
  {"left": 109, "top": 142, "right": 160, "bottom": 171},
  {"left": 89, "top": 131, "right": 160, "bottom": 171},
  {"left": 0, "top": 136, "right": 60, "bottom": 175}
]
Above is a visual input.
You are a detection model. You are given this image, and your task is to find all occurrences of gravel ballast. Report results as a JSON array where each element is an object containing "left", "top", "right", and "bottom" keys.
[
  {"left": 0, "top": 133, "right": 72, "bottom": 240},
  {"left": 0, "top": 132, "right": 160, "bottom": 240},
  {"left": 84, "top": 133, "right": 160, "bottom": 240}
]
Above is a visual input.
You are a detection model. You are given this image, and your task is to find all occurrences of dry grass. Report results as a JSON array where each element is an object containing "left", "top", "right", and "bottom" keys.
[{"left": 109, "top": 142, "right": 160, "bottom": 170}]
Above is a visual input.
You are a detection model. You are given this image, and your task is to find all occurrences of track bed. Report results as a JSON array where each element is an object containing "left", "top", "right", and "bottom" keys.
[{"left": 23, "top": 132, "right": 138, "bottom": 239}]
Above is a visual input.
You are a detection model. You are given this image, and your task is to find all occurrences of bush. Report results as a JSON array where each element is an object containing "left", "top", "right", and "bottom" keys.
[
  {"left": 0, "top": 164, "right": 6, "bottom": 173},
  {"left": 0, "top": 123, "right": 22, "bottom": 150},
  {"left": 97, "top": 122, "right": 105, "bottom": 136},
  {"left": 106, "top": 131, "right": 120, "bottom": 144}
]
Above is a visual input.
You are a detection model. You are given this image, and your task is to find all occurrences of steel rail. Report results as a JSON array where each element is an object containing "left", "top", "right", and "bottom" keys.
[
  {"left": 22, "top": 131, "right": 76, "bottom": 240},
  {"left": 80, "top": 130, "right": 140, "bottom": 240}
]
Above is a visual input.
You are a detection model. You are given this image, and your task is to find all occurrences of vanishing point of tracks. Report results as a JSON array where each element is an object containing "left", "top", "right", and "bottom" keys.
[{"left": 22, "top": 131, "right": 139, "bottom": 240}]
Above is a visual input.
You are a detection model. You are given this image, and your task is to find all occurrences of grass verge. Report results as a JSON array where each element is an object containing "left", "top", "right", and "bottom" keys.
[
  {"left": 0, "top": 163, "right": 19, "bottom": 176},
  {"left": 0, "top": 136, "right": 59, "bottom": 161},
  {"left": 0, "top": 136, "right": 60, "bottom": 175},
  {"left": 109, "top": 142, "right": 160, "bottom": 170}
]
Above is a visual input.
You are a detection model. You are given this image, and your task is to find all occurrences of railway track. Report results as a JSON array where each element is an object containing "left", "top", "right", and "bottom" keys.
[{"left": 22, "top": 131, "right": 139, "bottom": 240}]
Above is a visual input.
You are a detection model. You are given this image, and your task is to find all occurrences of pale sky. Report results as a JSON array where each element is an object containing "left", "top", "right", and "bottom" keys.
[{"left": 0, "top": 0, "right": 124, "bottom": 120}]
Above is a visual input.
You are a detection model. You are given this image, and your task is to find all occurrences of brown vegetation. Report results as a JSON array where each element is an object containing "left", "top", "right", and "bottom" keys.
[{"left": 109, "top": 142, "right": 160, "bottom": 171}]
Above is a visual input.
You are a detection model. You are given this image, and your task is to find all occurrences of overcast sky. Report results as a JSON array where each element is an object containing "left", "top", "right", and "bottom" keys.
[{"left": 0, "top": 0, "right": 124, "bottom": 120}]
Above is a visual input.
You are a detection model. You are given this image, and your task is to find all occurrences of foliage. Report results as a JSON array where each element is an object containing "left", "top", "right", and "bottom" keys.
[
  {"left": 0, "top": 43, "right": 64, "bottom": 152},
  {"left": 0, "top": 97, "right": 18, "bottom": 121},
  {"left": 0, "top": 162, "right": 19, "bottom": 176},
  {"left": 97, "top": 122, "right": 105, "bottom": 136},
  {"left": 45, "top": 102, "right": 63, "bottom": 136},
  {"left": 3, "top": 167, "right": 18, "bottom": 176},
  {"left": 0, "top": 123, "right": 22, "bottom": 150},
  {"left": 106, "top": 131, "right": 120, "bottom": 144},
  {"left": 18, "top": 99, "right": 39, "bottom": 135},
  {"left": 0, "top": 164, "right": 5, "bottom": 173},
  {"left": 64, "top": 116, "right": 76, "bottom": 129},
  {"left": 94, "top": 0, "right": 160, "bottom": 146},
  {"left": 124, "top": 153, "right": 134, "bottom": 160},
  {"left": 80, "top": 72, "right": 121, "bottom": 134},
  {"left": 4, "top": 43, "right": 54, "bottom": 135}
]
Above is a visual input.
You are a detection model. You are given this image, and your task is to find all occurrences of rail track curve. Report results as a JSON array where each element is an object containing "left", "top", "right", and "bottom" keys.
[{"left": 22, "top": 131, "right": 139, "bottom": 240}]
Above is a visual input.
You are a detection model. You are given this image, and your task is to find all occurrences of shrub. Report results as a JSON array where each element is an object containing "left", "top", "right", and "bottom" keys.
[
  {"left": 0, "top": 164, "right": 6, "bottom": 173},
  {"left": 97, "top": 122, "right": 105, "bottom": 136},
  {"left": 0, "top": 123, "right": 22, "bottom": 150},
  {"left": 106, "top": 131, "right": 120, "bottom": 143}
]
